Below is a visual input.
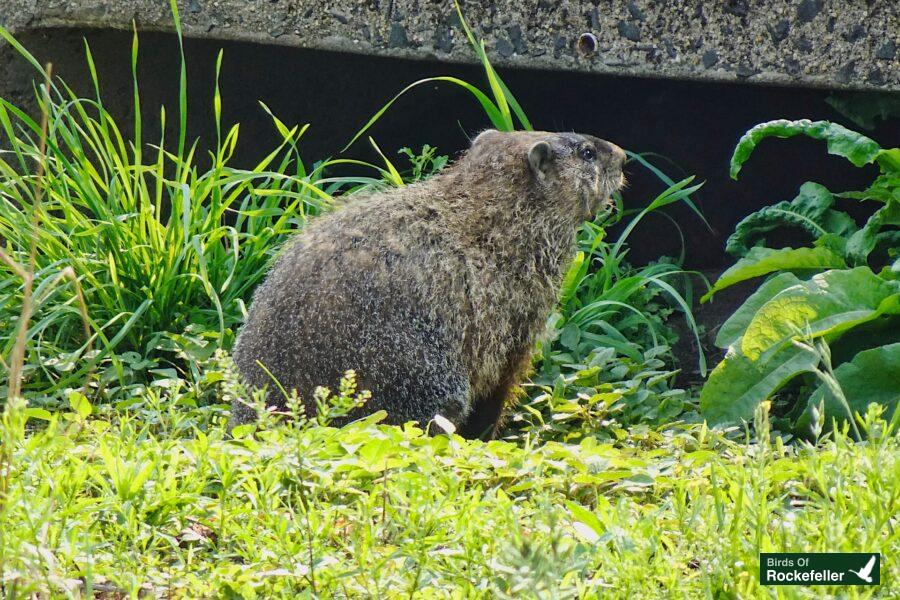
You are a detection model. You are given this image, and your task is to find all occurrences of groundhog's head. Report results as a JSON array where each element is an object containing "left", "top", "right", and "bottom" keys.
[{"left": 468, "top": 130, "right": 626, "bottom": 221}]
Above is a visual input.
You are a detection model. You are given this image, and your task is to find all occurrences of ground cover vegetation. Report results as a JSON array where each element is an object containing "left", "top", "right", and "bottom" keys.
[{"left": 0, "top": 3, "right": 897, "bottom": 597}]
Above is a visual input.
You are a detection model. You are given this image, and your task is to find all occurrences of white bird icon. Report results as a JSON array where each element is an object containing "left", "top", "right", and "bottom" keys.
[{"left": 848, "top": 555, "right": 876, "bottom": 583}]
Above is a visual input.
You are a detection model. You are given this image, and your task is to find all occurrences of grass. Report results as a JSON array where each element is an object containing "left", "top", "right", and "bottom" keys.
[
  {"left": 549, "top": 176, "right": 708, "bottom": 378},
  {"left": 1, "top": 380, "right": 897, "bottom": 598},
  {"left": 0, "top": 29, "right": 355, "bottom": 403}
]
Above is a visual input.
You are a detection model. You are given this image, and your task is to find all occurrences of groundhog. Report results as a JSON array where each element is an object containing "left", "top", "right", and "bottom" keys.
[{"left": 232, "top": 130, "right": 626, "bottom": 438}]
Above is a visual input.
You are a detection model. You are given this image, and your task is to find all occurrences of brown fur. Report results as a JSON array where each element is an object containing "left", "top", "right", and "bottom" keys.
[{"left": 232, "top": 130, "right": 625, "bottom": 438}]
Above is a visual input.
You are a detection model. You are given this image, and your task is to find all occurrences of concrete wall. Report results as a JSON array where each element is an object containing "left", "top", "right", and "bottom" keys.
[{"left": 2, "top": 0, "right": 898, "bottom": 91}]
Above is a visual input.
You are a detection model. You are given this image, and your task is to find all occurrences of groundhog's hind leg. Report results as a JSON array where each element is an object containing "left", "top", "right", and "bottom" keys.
[
  {"left": 387, "top": 367, "right": 472, "bottom": 433},
  {"left": 458, "top": 372, "right": 526, "bottom": 440}
]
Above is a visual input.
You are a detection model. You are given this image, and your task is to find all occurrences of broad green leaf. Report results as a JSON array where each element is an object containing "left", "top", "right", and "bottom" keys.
[
  {"left": 825, "top": 93, "right": 900, "bottom": 131},
  {"left": 230, "top": 424, "right": 256, "bottom": 439},
  {"left": 741, "top": 267, "right": 900, "bottom": 361},
  {"left": 715, "top": 272, "right": 803, "bottom": 349},
  {"left": 800, "top": 343, "right": 900, "bottom": 431},
  {"left": 725, "top": 182, "right": 856, "bottom": 257},
  {"left": 24, "top": 407, "right": 53, "bottom": 421},
  {"left": 877, "top": 148, "right": 900, "bottom": 172},
  {"left": 567, "top": 500, "right": 605, "bottom": 540},
  {"left": 730, "top": 119, "right": 883, "bottom": 179},
  {"left": 837, "top": 171, "right": 900, "bottom": 203},
  {"left": 702, "top": 246, "right": 845, "bottom": 302},
  {"left": 814, "top": 232, "right": 848, "bottom": 257},
  {"left": 68, "top": 391, "right": 93, "bottom": 419},
  {"left": 846, "top": 201, "right": 900, "bottom": 264},
  {"left": 700, "top": 344, "right": 819, "bottom": 425},
  {"left": 560, "top": 323, "right": 581, "bottom": 352},
  {"left": 873, "top": 231, "right": 900, "bottom": 258},
  {"left": 559, "top": 250, "right": 586, "bottom": 306}
]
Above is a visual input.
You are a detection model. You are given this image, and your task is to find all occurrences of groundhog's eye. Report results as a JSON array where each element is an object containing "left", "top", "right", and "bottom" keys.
[{"left": 579, "top": 147, "right": 596, "bottom": 161}]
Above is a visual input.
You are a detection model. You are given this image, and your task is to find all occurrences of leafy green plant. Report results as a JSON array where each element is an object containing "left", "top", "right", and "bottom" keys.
[
  {"left": 397, "top": 145, "right": 449, "bottom": 182},
  {"left": 3, "top": 360, "right": 899, "bottom": 597},
  {"left": 707, "top": 119, "right": 900, "bottom": 296},
  {"left": 701, "top": 120, "right": 900, "bottom": 430},
  {"left": 498, "top": 159, "right": 710, "bottom": 440},
  {"left": 506, "top": 344, "right": 693, "bottom": 443},
  {"left": 825, "top": 91, "right": 900, "bottom": 131}
]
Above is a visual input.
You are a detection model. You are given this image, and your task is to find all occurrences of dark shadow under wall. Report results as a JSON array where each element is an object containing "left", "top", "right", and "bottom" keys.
[{"left": 2, "top": 27, "right": 898, "bottom": 270}]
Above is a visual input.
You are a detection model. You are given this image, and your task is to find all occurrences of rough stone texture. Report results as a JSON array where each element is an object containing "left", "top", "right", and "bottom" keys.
[{"left": 0, "top": 0, "right": 897, "bottom": 91}]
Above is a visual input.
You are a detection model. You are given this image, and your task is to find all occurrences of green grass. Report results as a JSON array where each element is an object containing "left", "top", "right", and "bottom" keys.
[
  {"left": 1, "top": 374, "right": 897, "bottom": 598},
  {"left": 0, "top": 29, "right": 368, "bottom": 403}
]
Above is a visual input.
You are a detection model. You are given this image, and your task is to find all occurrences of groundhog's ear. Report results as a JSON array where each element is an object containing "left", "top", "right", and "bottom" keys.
[{"left": 527, "top": 141, "right": 553, "bottom": 180}]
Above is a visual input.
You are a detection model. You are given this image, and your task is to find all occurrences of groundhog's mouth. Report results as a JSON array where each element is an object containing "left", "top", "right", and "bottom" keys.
[
  {"left": 582, "top": 191, "right": 613, "bottom": 220},
  {"left": 585, "top": 172, "right": 626, "bottom": 218},
  {"left": 606, "top": 171, "right": 628, "bottom": 206}
]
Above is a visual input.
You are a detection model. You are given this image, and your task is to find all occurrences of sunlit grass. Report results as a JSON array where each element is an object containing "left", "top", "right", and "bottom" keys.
[
  {"left": 0, "top": 28, "right": 351, "bottom": 401},
  {"left": 1, "top": 382, "right": 896, "bottom": 597}
]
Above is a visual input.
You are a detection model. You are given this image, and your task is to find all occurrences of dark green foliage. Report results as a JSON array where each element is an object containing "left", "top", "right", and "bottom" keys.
[
  {"left": 0, "top": 30, "right": 376, "bottom": 403},
  {"left": 508, "top": 345, "right": 692, "bottom": 443},
  {"left": 702, "top": 119, "right": 900, "bottom": 431},
  {"left": 546, "top": 175, "right": 706, "bottom": 372},
  {"left": 796, "top": 342, "right": 900, "bottom": 433},
  {"left": 825, "top": 91, "right": 900, "bottom": 130},
  {"left": 701, "top": 267, "right": 900, "bottom": 425},
  {"left": 725, "top": 182, "right": 856, "bottom": 257}
]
